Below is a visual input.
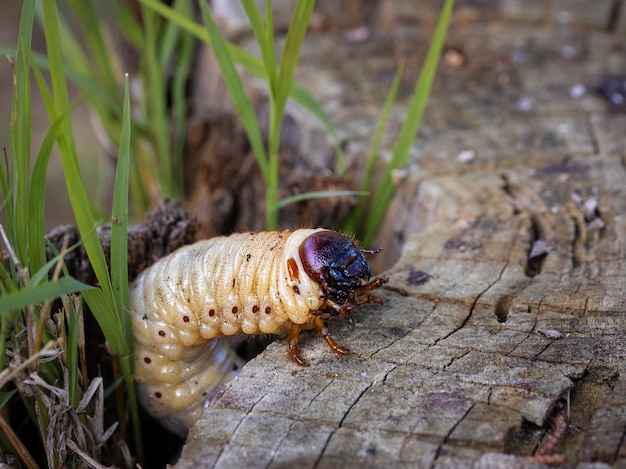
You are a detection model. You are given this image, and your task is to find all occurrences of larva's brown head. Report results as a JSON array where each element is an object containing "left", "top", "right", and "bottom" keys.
[{"left": 299, "top": 231, "right": 376, "bottom": 307}]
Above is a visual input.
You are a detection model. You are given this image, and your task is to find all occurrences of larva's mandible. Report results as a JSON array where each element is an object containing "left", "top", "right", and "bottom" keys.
[{"left": 130, "top": 228, "right": 387, "bottom": 435}]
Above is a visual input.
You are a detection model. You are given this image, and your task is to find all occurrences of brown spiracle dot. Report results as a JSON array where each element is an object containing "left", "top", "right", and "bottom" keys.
[
  {"left": 293, "top": 285, "right": 300, "bottom": 295},
  {"left": 232, "top": 306, "right": 238, "bottom": 314},
  {"left": 144, "top": 357, "right": 152, "bottom": 364},
  {"left": 155, "top": 392, "right": 162, "bottom": 399},
  {"left": 158, "top": 330, "right": 166, "bottom": 337},
  {"left": 265, "top": 306, "right": 271, "bottom": 314},
  {"left": 209, "top": 309, "right": 215, "bottom": 317},
  {"left": 183, "top": 315, "right": 190, "bottom": 323},
  {"left": 252, "top": 305, "right": 259, "bottom": 313}
]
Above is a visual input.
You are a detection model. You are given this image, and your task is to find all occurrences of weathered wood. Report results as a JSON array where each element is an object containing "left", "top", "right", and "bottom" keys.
[{"left": 176, "top": 1, "right": 626, "bottom": 468}]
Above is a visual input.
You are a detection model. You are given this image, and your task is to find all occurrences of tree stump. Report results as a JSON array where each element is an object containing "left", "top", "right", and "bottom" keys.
[{"left": 176, "top": 1, "right": 626, "bottom": 467}]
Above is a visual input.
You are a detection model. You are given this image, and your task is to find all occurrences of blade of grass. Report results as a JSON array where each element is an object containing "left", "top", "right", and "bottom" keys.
[
  {"left": 114, "top": 1, "right": 144, "bottom": 50},
  {"left": 65, "top": 297, "right": 80, "bottom": 406},
  {"left": 81, "top": 290, "right": 128, "bottom": 357},
  {"left": 111, "top": 75, "right": 132, "bottom": 351},
  {"left": 10, "top": 0, "right": 35, "bottom": 266},
  {"left": 274, "top": 0, "right": 315, "bottom": 115},
  {"left": 28, "top": 238, "right": 83, "bottom": 288},
  {"left": 45, "top": 2, "right": 123, "bottom": 141},
  {"left": 198, "top": 1, "right": 269, "bottom": 180},
  {"left": 277, "top": 190, "right": 366, "bottom": 209},
  {"left": 363, "top": 0, "right": 455, "bottom": 246},
  {"left": 110, "top": 74, "right": 143, "bottom": 461},
  {"left": 241, "top": 0, "right": 277, "bottom": 88},
  {"left": 169, "top": 2, "right": 195, "bottom": 196},
  {"left": 140, "top": 4, "right": 172, "bottom": 198},
  {"left": 68, "top": 0, "right": 119, "bottom": 97},
  {"left": 342, "top": 64, "right": 403, "bottom": 234},
  {"left": 41, "top": 0, "right": 117, "bottom": 315},
  {"left": 0, "top": 278, "right": 93, "bottom": 314},
  {"left": 265, "top": 0, "right": 315, "bottom": 229},
  {"left": 28, "top": 94, "right": 86, "bottom": 275}
]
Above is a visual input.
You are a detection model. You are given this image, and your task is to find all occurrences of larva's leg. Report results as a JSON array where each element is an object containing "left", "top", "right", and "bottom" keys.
[
  {"left": 287, "top": 322, "right": 308, "bottom": 367},
  {"left": 350, "top": 277, "right": 389, "bottom": 308},
  {"left": 314, "top": 316, "right": 350, "bottom": 357}
]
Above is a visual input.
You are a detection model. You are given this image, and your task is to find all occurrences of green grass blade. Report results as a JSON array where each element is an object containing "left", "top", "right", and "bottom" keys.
[
  {"left": 342, "top": 64, "right": 403, "bottom": 234},
  {"left": 170, "top": 15, "right": 195, "bottom": 197},
  {"left": 0, "top": 390, "right": 17, "bottom": 409},
  {"left": 0, "top": 46, "right": 122, "bottom": 122},
  {"left": 68, "top": 0, "right": 119, "bottom": 98},
  {"left": 10, "top": 0, "right": 35, "bottom": 266},
  {"left": 363, "top": 0, "right": 455, "bottom": 246},
  {"left": 41, "top": 0, "right": 115, "bottom": 309},
  {"left": 277, "top": 190, "right": 366, "bottom": 209},
  {"left": 242, "top": 0, "right": 277, "bottom": 88},
  {"left": 28, "top": 241, "right": 82, "bottom": 287},
  {"left": 111, "top": 74, "right": 144, "bottom": 461},
  {"left": 0, "top": 154, "right": 12, "bottom": 236},
  {"left": 66, "top": 297, "right": 80, "bottom": 406},
  {"left": 264, "top": 0, "right": 316, "bottom": 229},
  {"left": 141, "top": 5, "right": 173, "bottom": 198},
  {"left": 275, "top": 0, "right": 315, "bottom": 114},
  {"left": 0, "top": 278, "right": 93, "bottom": 314},
  {"left": 81, "top": 289, "right": 128, "bottom": 356},
  {"left": 114, "top": 1, "right": 144, "bottom": 50},
  {"left": 111, "top": 75, "right": 132, "bottom": 349},
  {"left": 198, "top": 0, "right": 269, "bottom": 180},
  {"left": 28, "top": 94, "right": 84, "bottom": 275},
  {"left": 158, "top": 0, "right": 187, "bottom": 70}
]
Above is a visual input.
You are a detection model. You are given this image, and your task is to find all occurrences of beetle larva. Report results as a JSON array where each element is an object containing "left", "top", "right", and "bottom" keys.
[{"left": 130, "top": 228, "right": 387, "bottom": 434}]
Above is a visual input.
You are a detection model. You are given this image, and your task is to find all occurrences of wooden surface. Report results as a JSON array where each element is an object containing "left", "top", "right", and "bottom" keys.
[{"left": 176, "top": 1, "right": 626, "bottom": 467}]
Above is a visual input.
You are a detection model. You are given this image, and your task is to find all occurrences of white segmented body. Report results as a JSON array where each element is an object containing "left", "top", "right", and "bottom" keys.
[{"left": 130, "top": 228, "right": 327, "bottom": 434}]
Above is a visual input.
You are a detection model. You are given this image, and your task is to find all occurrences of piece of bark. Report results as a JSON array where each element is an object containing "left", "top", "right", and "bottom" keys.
[{"left": 45, "top": 200, "right": 198, "bottom": 284}]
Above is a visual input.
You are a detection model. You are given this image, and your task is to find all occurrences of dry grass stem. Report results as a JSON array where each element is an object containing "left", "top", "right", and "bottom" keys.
[
  {"left": 0, "top": 340, "right": 58, "bottom": 389},
  {"left": 0, "top": 413, "right": 39, "bottom": 469}
]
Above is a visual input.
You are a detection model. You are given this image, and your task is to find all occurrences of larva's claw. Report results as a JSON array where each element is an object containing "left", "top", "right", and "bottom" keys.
[
  {"left": 287, "top": 323, "right": 308, "bottom": 367},
  {"left": 339, "top": 304, "right": 353, "bottom": 315},
  {"left": 359, "top": 276, "right": 389, "bottom": 293},
  {"left": 289, "top": 344, "right": 309, "bottom": 367},
  {"left": 315, "top": 316, "right": 350, "bottom": 358},
  {"left": 326, "top": 337, "right": 350, "bottom": 356}
]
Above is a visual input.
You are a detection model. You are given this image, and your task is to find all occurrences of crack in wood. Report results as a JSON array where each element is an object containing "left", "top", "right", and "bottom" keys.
[
  {"left": 312, "top": 377, "right": 380, "bottom": 469},
  {"left": 429, "top": 402, "right": 476, "bottom": 468}
]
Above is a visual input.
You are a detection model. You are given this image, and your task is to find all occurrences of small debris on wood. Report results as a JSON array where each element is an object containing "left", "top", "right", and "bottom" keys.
[
  {"left": 443, "top": 46, "right": 467, "bottom": 68},
  {"left": 342, "top": 26, "right": 370, "bottom": 43},
  {"left": 537, "top": 329, "right": 564, "bottom": 340},
  {"left": 529, "top": 239, "right": 555, "bottom": 259},
  {"left": 592, "top": 74, "right": 626, "bottom": 112},
  {"left": 444, "top": 239, "right": 482, "bottom": 251},
  {"left": 457, "top": 149, "right": 476, "bottom": 163},
  {"left": 569, "top": 83, "right": 586, "bottom": 99},
  {"left": 406, "top": 270, "right": 430, "bottom": 286},
  {"left": 571, "top": 191, "right": 604, "bottom": 231}
]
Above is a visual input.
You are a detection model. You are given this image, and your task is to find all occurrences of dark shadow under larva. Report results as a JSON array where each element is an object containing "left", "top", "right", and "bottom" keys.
[{"left": 130, "top": 228, "right": 388, "bottom": 435}]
